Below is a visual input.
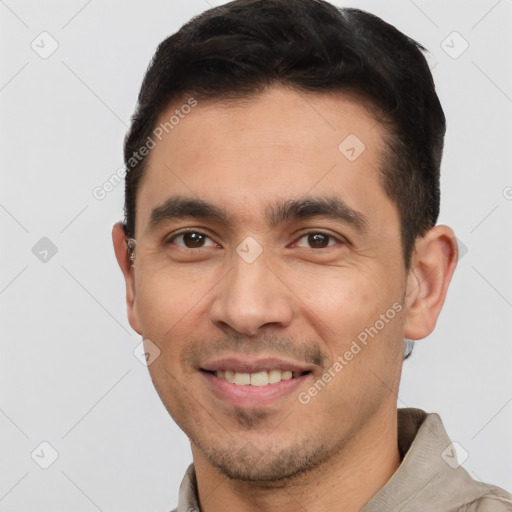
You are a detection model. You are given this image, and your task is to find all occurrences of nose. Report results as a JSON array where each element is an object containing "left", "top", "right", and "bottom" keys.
[{"left": 209, "top": 254, "right": 294, "bottom": 337}]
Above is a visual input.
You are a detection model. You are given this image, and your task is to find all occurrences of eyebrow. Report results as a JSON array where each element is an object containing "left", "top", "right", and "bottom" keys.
[
  {"left": 145, "top": 195, "right": 368, "bottom": 234},
  {"left": 266, "top": 197, "right": 368, "bottom": 233},
  {"left": 146, "top": 197, "right": 229, "bottom": 234}
]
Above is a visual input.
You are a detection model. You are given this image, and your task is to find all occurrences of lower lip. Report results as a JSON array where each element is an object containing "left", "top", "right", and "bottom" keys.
[{"left": 201, "top": 371, "right": 310, "bottom": 408}]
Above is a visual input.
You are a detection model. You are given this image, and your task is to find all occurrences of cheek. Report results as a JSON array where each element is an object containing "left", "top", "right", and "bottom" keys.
[
  {"left": 298, "top": 270, "right": 405, "bottom": 413},
  {"left": 134, "top": 264, "right": 210, "bottom": 341},
  {"left": 135, "top": 269, "right": 207, "bottom": 404},
  {"left": 293, "top": 267, "right": 393, "bottom": 340}
]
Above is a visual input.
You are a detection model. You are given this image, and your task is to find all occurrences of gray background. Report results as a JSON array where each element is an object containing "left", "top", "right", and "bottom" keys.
[{"left": 1, "top": 0, "right": 511, "bottom": 510}]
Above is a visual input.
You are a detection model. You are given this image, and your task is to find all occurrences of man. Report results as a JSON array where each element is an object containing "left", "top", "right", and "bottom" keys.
[{"left": 112, "top": 1, "right": 512, "bottom": 510}]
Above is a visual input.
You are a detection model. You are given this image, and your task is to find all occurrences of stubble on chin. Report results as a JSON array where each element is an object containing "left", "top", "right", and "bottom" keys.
[{"left": 193, "top": 427, "right": 336, "bottom": 485}]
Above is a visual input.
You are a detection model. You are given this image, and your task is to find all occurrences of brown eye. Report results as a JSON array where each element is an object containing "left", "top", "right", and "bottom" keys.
[
  {"left": 307, "top": 233, "right": 330, "bottom": 248},
  {"left": 182, "top": 232, "right": 205, "bottom": 248},
  {"left": 293, "top": 231, "right": 346, "bottom": 250},
  {"left": 171, "top": 232, "right": 216, "bottom": 248}
]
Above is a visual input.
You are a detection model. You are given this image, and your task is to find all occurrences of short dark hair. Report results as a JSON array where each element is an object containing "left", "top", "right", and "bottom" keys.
[{"left": 123, "top": 0, "right": 446, "bottom": 268}]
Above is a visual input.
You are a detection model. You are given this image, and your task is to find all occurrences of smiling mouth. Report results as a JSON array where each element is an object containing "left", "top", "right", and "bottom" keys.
[{"left": 201, "top": 369, "right": 311, "bottom": 386}]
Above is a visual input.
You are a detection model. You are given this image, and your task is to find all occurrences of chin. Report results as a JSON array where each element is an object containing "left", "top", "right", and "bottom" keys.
[{"left": 202, "top": 438, "right": 331, "bottom": 484}]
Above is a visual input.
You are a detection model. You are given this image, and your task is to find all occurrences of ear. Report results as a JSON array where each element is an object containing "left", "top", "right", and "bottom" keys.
[
  {"left": 112, "top": 222, "right": 142, "bottom": 335},
  {"left": 403, "top": 225, "right": 458, "bottom": 340}
]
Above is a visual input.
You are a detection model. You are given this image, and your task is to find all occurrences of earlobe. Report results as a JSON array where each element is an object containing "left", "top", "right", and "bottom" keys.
[
  {"left": 403, "top": 225, "right": 458, "bottom": 340},
  {"left": 112, "top": 222, "right": 142, "bottom": 335}
]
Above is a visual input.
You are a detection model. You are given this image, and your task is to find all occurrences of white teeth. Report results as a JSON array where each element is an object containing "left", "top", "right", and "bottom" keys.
[
  {"left": 250, "top": 371, "right": 268, "bottom": 387},
  {"left": 233, "top": 372, "right": 251, "bottom": 385},
  {"left": 268, "top": 369, "right": 282, "bottom": 384},
  {"left": 215, "top": 369, "right": 302, "bottom": 386}
]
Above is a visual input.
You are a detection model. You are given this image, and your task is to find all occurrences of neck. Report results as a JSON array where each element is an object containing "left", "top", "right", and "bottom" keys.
[{"left": 192, "top": 406, "right": 401, "bottom": 512}]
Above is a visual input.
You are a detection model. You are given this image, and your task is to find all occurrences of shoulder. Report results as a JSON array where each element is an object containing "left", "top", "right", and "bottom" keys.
[{"left": 461, "top": 489, "right": 512, "bottom": 512}]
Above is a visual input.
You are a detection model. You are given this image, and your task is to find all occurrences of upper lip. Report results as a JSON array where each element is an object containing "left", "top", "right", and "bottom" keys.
[{"left": 200, "top": 357, "right": 314, "bottom": 374}]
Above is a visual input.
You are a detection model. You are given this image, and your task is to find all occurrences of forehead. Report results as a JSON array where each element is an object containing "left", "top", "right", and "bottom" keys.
[{"left": 135, "top": 86, "right": 398, "bottom": 233}]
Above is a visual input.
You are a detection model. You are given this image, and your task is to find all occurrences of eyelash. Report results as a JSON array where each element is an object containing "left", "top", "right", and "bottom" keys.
[
  {"left": 293, "top": 232, "right": 344, "bottom": 249},
  {"left": 166, "top": 229, "right": 346, "bottom": 249},
  {"left": 166, "top": 229, "right": 220, "bottom": 248}
]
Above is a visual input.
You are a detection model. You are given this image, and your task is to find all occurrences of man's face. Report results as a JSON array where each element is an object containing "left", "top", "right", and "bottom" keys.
[{"left": 127, "top": 87, "right": 410, "bottom": 481}]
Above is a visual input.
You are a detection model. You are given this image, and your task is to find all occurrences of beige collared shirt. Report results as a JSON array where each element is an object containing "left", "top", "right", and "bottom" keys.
[{"left": 172, "top": 408, "right": 512, "bottom": 511}]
